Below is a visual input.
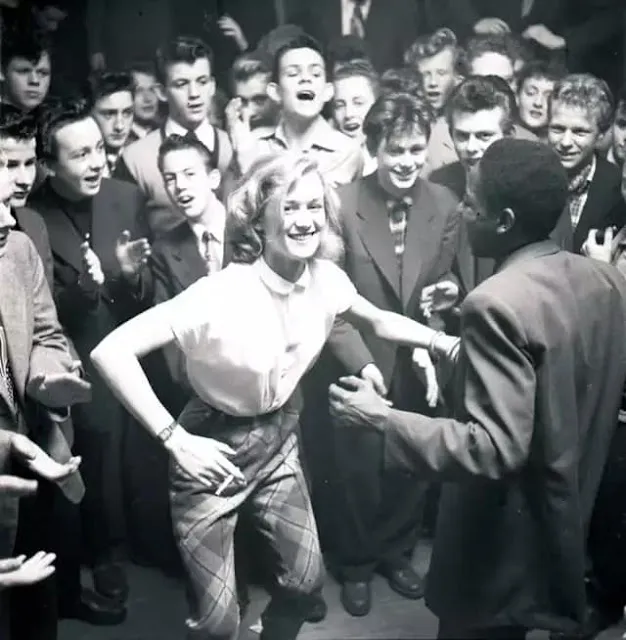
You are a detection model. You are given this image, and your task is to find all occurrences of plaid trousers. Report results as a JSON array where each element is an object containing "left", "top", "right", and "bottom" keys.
[{"left": 170, "top": 399, "right": 324, "bottom": 640}]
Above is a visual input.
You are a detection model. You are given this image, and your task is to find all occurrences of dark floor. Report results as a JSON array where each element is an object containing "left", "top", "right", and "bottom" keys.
[{"left": 59, "top": 542, "right": 626, "bottom": 640}]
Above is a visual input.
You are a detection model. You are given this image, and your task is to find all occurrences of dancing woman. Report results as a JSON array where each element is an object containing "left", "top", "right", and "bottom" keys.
[{"left": 91, "top": 152, "right": 439, "bottom": 640}]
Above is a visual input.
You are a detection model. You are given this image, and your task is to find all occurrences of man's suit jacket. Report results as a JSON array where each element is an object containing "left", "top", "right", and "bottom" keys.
[
  {"left": 287, "top": 0, "right": 425, "bottom": 72},
  {"left": 328, "top": 173, "right": 460, "bottom": 387},
  {"left": 382, "top": 241, "right": 626, "bottom": 632},
  {"left": 13, "top": 207, "right": 53, "bottom": 290},
  {"left": 0, "top": 232, "right": 83, "bottom": 557},
  {"left": 572, "top": 156, "right": 626, "bottom": 253}
]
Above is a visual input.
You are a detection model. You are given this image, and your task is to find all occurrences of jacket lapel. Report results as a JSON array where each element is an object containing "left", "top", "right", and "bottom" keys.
[
  {"left": 356, "top": 176, "right": 400, "bottom": 298},
  {"left": 170, "top": 228, "right": 208, "bottom": 287},
  {"left": 572, "top": 162, "right": 610, "bottom": 249}
]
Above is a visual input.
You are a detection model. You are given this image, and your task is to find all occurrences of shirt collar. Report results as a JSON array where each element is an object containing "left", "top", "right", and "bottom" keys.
[
  {"left": 272, "top": 117, "right": 346, "bottom": 153},
  {"left": 165, "top": 118, "right": 216, "bottom": 152},
  {"left": 190, "top": 198, "right": 226, "bottom": 243},
  {"left": 342, "top": 0, "right": 372, "bottom": 15},
  {"left": 256, "top": 257, "right": 311, "bottom": 295}
]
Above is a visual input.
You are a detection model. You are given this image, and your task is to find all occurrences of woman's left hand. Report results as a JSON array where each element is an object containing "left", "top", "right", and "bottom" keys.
[{"left": 420, "top": 281, "right": 459, "bottom": 318}]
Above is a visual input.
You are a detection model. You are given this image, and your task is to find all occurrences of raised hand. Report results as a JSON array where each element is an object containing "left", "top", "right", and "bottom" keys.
[
  {"left": 420, "top": 281, "right": 459, "bottom": 318},
  {"left": 78, "top": 233, "right": 104, "bottom": 293},
  {"left": 217, "top": 15, "right": 248, "bottom": 51},
  {"left": 522, "top": 24, "right": 565, "bottom": 50},
  {"left": 115, "top": 230, "right": 151, "bottom": 279},
  {"left": 0, "top": 552, "right": 56, "bottom": 589},
  {"left": 474, "top": 17, "right": 510, "bottom": 34}
]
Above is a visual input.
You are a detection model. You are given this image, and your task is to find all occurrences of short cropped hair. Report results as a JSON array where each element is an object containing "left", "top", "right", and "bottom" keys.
[
  {"left": 333, "top": 59, "right": 380, "bottom": 96},
  {"left": 478, "top": 138, "right": 568, "bottom": 240},
  {"left": 157, "top": 133, "right": 216, "bottom": 174},
  {"left": 550, "top": 73, "right": 615, "bottom": 133},
  {"left": 155, "top": 36, "right": 214, "bottom": 85},
  {"left": 89, "top": 71, "right": 134, "bottom": 105},
  {"left": 517, "top": 60, "right": 567, "bottom": 94},
  {"left": 404, "top": 28, "right": 461, "bottom": 71},
  {"left": 0, "top": 105, "right": 38, "bottom": 141},
  {"left": 363, "top": 92, "right": 433, "bottom": 156},
  {"left": 127, "top": 59, "right": 157, "bottom": 79},
  {"left": 272, "top": 33, "right": 327, "bottom": 83},
  {"left": 230, "top": 52, "right": 272, "bottom": 90},
  {"left": 445, "top": 76, "right": 516, "bottom": 135},
  {"left": 227, "top": 153, "right": 343, "bottom": 264},
  {"left": 38, "top": 99, "right": 93, "bottom": 161},
  {"left": 1, "top": 26, "right": 51, "bottom": 70}
]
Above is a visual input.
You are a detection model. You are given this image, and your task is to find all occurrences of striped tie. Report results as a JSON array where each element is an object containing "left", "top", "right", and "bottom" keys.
[{"left": 0, "top": 326, "right": 15, "bottom": 411}]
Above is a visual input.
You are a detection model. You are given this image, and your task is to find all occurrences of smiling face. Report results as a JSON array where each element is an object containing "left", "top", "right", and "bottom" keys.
[
  {"left": 451, "top": 107, "right": 507, "bottom": 171},
  {"left": 161, "top": 147, "right": 218, "bottom": 221},
  {"left": 49, "top": 117, "right": 106, "bottom": 198},
  {"left": 3, "top": 52, "right": 51, "bottom": 111},
  {"left": 263, "top": 170, "right": 327, "bottom": 271},
  {"left": 273, "top": 47, "right": 331, "bottom": 122},
  {"left": 548, "top": 102, "right": 600, "bottom": 173},
  {"left": 332, "top": 75, "right": 377, "bottom": 139},
  {"left": 164, "top": 57, "right": 215, "bottom": 128},
  {"left": 376, "top": 128, "right": 428, "bottom": 197},
  {"left": 416, "top": 47, "right": 457, "bottom": 113},
  {"left": 518, "top": 76, "right": 555, "bottom": 132},
  {"left": 92, "top": 90, "right": 134, "bottom": 151},
  {"left": 0, "top": 135, "right": 37, "bottom": 207}
]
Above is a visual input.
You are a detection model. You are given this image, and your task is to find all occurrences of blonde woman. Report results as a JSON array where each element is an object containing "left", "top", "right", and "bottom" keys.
[{"left": 91, "top": 152, "right": 439, "bottom": 640}]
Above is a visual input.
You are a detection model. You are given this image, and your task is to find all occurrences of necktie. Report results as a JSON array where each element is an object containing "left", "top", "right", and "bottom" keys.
[
  {"left": 200, "top": 229, "right": 220, "bottom": 274},
  {"left": 0, "top": 326, "right": 16, "bottom": 412},
  {"left": 350, "top": 0, "right": 366, "bottom": 38},
  {"left": 184, "top": 129, "right": 199, "bottom": 143},
  {"left": 387, "top": 196, "right": 412, "bottom": 274}
]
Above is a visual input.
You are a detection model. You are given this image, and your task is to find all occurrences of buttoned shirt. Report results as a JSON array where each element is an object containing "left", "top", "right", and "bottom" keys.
[
  {"left": 163, "top": 258, "right": 358, "bottom": 416},
  {"left": 341, "top": 0, "right": 373, "bottom": 34}
]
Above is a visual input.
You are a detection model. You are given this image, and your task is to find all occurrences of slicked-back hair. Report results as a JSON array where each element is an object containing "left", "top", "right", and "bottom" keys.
[
  {"left": 0, "top": 104, "right": 38, "bottom": 142},
  {"left": 461, "top": 33, "right": 518, "bottom": 76},
  {"left": 230, "top": 52, "right": 272, "bottom": 91},
  {"left": 445, "top": 76, "right": 516, "bottom": 135},
  {"left": 127, "top": 59, "right": 157, "bottom": 79},
  {"left": 38, "top": 99, "right": 93, "bottom": 162},
  {"left": 157, "top": 133, "right": 217, "bottom": 174},
  {"left": 404, "top": 28, "right": 461, "bottom": 72},
  {"left": 517, "top": 60, "right": 567, "bottom": 95},
  {"left": 380, "top": 67, "right": 429, "bottom": 106},
  {"left": 272, "top": 33, "right": 327, "bottom": 83},
  {"left": 478, "top": 138, "right": 568, "bottom": 241},
  {"left": 1, "top": 26, "right": 51, "bottom": 70},
  {"left": 550, "top": 73, "right": 615, "bottom": 134},
  {"left": 333, "top": 59, "right": 380, "bottom": 97},
  {"left": 363, "top": 91, "right": 433, "bottom": 156},
  {"left": 155, "top": 36, "right": 214, "bottom": 85},
  {"left": 89, "top": 71, "right": 134, "bottom": 105}
]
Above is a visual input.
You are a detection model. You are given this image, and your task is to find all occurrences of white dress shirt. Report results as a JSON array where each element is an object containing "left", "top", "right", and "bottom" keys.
[
  {"left": 190, "top": 198, "right": 226, "bottom": 273},
  {"left": 164, "top": 118, "right": 216, "bottom": 154},
  {"left": 341, "top": 0, "right": 373, "bottom": 35},
  {"left": 162, "top": 258, "right": 358, "bottom": 416}
]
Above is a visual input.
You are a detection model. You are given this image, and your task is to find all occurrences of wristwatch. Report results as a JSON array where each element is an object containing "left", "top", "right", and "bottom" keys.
[{"left": 157, "top": 421, "right": 178, "bottom": 444}]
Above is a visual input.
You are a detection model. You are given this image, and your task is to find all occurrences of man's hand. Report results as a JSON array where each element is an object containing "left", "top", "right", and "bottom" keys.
[
  {"left": 329, "top": 375, "right": 391, "bottom": 430},
  {"left": 522, "top": 24, "right": 565, "bottom": 50},
  {"left": 226, "top": 97, "right": 255, "bottom": 154},
  {"left": 115, "top": 230, "right": 151, "bottom": 280},
  {"left": 420, "top": 281, "right": 459, "bottom": 318},
  {"left": 359, "top": 363, "right": 387, "bottom": 397},
  {"left": 582, "top": 227, "right": 614, "bottom": 264},
  {"left": 26, "top": 359, "right": 92, "bottom": 407},
  {"left": 217, "top": 15, "right": 248, "bottom": 51},
  {"left": 0, "top": 552, "right": 56, "bottom": 589},
  {"left": 11, "top": 433, "right": 81, "bottom": 483},
  {"left": 78, "top": 234, "right": 105, "bottom": 293},
  {"left": 165, "top": 428, "right": 246, "bottom": 494},
  {"left": 474, "top": 17, "right": 510, "bottom": 34},
  {"left": 412, "top": 348, "right": 439, "bottom": 408},
  {"left": 0, "top": 475, "right": 38, "bottom": 498}
]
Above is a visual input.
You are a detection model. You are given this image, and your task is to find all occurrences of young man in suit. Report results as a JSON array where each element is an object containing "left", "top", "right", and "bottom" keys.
[
  {"left": 329, "top": 138, "right": 626, "bottom": 639},
  {"left": 319, "top": 91, "right": 460, "bottom": 617},
  {"left": 30, "top": 99, "right": 152, "bottom": 622},
  {"left": 547, "top": 74, "right": 626, "bottom": 253},
  {"left": 117, "top": 36, "right": 233, "bottom": 237}
]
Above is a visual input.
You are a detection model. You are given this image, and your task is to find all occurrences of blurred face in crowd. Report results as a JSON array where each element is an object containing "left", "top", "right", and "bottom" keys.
[
  {"left": 264, "top": 170, "right": 327, "bottom": 267},
  {"left": 92, "top": 90, "right": 134, "bottom": 152},
  {"left": 451, "top": 107, "right": 507, "bottom": 171},
  {"left": 470, "top": 53, "right": 516, "bottom": 91},
  {"left": 376, "top": 126, "right": 428, "bottom": 197},
  {"left": 0, "top": 151, "right": 16, "bottom": 257},
  {"left": 131, "top": 71, "right": 160, "bottom": 124},
  {"left": 233, "top": 72, "right": 277, "bottom": 129},
  {"left": 0, "top": 134, "right": 37, "bottom": 207},
  {"left": 48, "top": 117, "right": 106, "bottom": 199},
  {"left": 517, "top": 75, "right": 555, "bottom": 133},
  {"left": 332, "top": 75, "right": 377, "bottom": 139},
  {"left": 270, "top": 47, "right": 332, "bottom": 123},
  {"left": 611, "top": 109, "right": 626, "bottom": 166},
  {"left": 161, "top": 147, "right": 219, "bottom": 222},
  {"left": 163, "top": 57, "right": 215, "bottom": 129},
  {"left": 621, "top": 160, "right": 626, "bottom": 202},
  {"left": 548, "top": 102, "right": 600, "bottom": 173},
  {"left": 416, "top": 47, "right": 457, "bottom": 113},
  {"left": 2, "top": 52, "right": 51, "bottom": 112}
]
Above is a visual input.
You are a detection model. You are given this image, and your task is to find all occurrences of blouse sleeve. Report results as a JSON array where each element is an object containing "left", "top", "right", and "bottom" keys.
[{"left": 319, "top": 259, "right": 358, "bottom": 316}]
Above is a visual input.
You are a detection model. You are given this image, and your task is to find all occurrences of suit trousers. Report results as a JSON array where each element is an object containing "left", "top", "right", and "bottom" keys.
[{"left": 332, "top": 351, "right": 431, "bottom": 582}]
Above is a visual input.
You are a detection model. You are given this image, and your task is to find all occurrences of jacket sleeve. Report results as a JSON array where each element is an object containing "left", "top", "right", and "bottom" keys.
[{"left": 382, "top": 291, "right": 536, "bottom": 480}]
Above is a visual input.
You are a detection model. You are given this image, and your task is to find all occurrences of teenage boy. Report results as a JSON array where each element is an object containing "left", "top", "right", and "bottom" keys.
[
  {"left": 231, "top": 33, "right": 362, "bottom": 186},
  {"left": 90, "top": 72, "right": 135, "bottom": 177},
  {"left": 607, "top": 89, "right": 626, "bottom": 168},
  {"left": 117, "top": 36, "right": 233, "bottom": 237},
  {"left": 126, "top": 60, "right": 162, "bottom": 144}
]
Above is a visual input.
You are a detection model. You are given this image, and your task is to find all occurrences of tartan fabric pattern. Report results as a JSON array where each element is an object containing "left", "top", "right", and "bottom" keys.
[
  {"left": 387, "top": 196, "right": 413, "bottom": 268},
  {"left": 170, "top": 423, "right": 324, "bottom": 639},
  {"left": 0, "top": 326, "right": 15, "bottom": 411},
  {"left": 567, "top": 160, "right": 594, "bottom": 229}
]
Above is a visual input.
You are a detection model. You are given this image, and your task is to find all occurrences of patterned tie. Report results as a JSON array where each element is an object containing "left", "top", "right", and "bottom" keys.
[
  {"left": 0, "top": 326, "right": 16, "bottom": 412},
  {"left": 200, "top": 229, "right": 220, "bottom": 274},
  {"left": 350, "top": 0, "right": 366, "bottom": 38},
  {"left": 387, "top": 196, "right": 412, "bottom": 273}
]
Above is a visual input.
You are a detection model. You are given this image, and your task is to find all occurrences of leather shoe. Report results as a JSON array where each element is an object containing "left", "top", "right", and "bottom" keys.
[
  {"left": 382, "top": 566, "right": 424, "bottom": 600},
  {"left": 93, "top": 562, "right": 129, "bottom": 603},
  {"left": 59, "top": 588, "right": 127, "bottom": 626},
  {"left": 304, "top": 593, "right": 328, "bottom": 623},
  {"left": 340, "top": 580, "right": 371, "bottom": 617}
]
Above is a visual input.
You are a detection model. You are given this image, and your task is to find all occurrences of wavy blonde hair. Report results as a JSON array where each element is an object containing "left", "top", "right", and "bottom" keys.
[{"left": 226, "top": 152, "right": 345, "bottom": 264}]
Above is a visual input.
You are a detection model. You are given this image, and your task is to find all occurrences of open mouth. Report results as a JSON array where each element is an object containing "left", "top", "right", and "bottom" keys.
[
  {"left": 177, "top": 195, "right": 194, "bottom": 207},
  {"left": 427, "top": 90, "right": 441, "bottom": 99},
  {"left": 187, "top": 103, "right": 205, "bottom": 112},
  {"left": 528, "top": 110, "right": 544, "bottom": 119},
  {"left": 296, "top": 90, "right": 316, "bottom": 101},
  {"left": 288, "top": 230, "right": 318, "bottom": 241},
  {"left": 343, "top": 121, "right": 361, "bottom": 132},
  {"left": 84, "top": 174, "right": 101, "bottom": 187},
  {"left": 11, "top": 190, "right": 28, "bottom": 201}
]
